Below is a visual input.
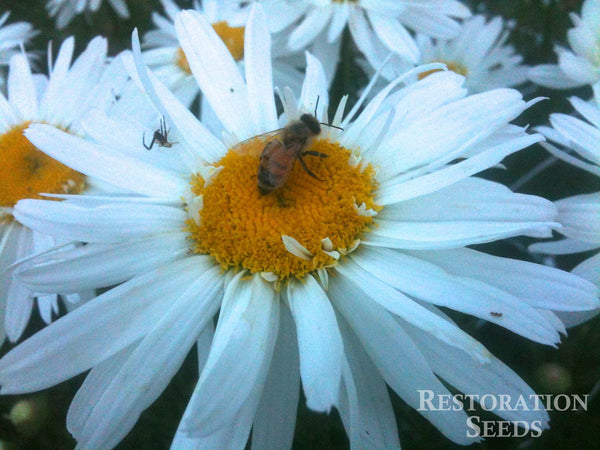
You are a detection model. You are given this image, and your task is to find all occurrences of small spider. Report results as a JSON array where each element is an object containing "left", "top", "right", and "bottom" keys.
[{"left": 143, "top": 116, "right": 176, "bottom": 150}]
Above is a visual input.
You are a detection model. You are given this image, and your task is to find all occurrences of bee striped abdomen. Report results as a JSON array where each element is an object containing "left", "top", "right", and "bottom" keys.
[{"left": 257, "top": 140, "right": 296, "bottom": 194}]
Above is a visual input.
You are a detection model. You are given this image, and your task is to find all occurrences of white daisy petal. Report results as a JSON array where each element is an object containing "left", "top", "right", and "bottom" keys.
[
  {"left": 366, "top": 219, "right": 555, "bottom": 249},
  {"left": 287, "top": 275, "right": 343, "bottom": 412},
  {"left": 0, "top": 257, "right": 212, "bottom": 393},
  {"left": 569, "top": 95, "right": 600, "bottom": 129},
  {"left": 126, "top": 38, "right": 227, "bottom": 165},
  {"left": 55, "top": 36, "right": 108, "bottom": 128},
  {"left": 74, "top": 265, "right": 222, "bottom": 449},
  {"left": 4, "top": 224, "right": 34, "bottom": 342},
  {"left": 14, "top": 199, "right": 186, "bottom": 243},
  {"left": 67, "top": 344, "right": 135, "bottom": 440},
  {"left": 327, "top": 2, "right": 349, "bottom": 43},
  {"left": 299, "top": 52, "right": 329, "bottom": 119},
  {"left": 404, "top": 321, "right": 549, "bottom": 427},
  {"left": 288, "top": 6, "right": 333, "bottom": 52},
  {"left": 175, "top": 350, "right": 267, "bottom": 449},
  {"left": 379, "top": 177, "right": 557, "bottom": 224},
  {"left": 377, "top": 133, "right": 544, "bottom": 205},
  {"left": 252, "top": 304, "right": 300, "bottom": 450},
  {"left": 329, "top": 275, "right": 479, "bottom": 446},
  {"left": 379, "top": 90, "right": 536, "bottom": 175},
  {"left": 0, "top": 90, "right": 18, "bottom": 130},
  {"left": 367, "top": 11, "right": 419, "bottom": 63},
  {"left": 39, "top": 37, "right": 75, "bottom": 119},
  {"left": 549, "top": 113, "right": 600, "bottom": 165},
  {"left": 337, "top": 315, "right": 401, "bottom": 450},
  {"left": 409, "top": 248, "right": 600, "bottom": 313},
  {"left": 175, "top": 10, "right": 255, "bottom": 139},
  {"left": 530, "top": 237, "right": 600, "bottom": 255},
  {"left": 24, "top": 124, "right": 188, "bottom": 198},
  {"left": 400, "top": 6, "right": 462, "bottom": 39},
  {"left": 7, "top": 53, "right": 37, "bottom": 120},
  {"left": 528, "top": 64, "right": 583, "bottom": 89},
  {"left": 337, "top": 258, "right": 493, "bottom": 362},
  {"left": 351, "top": 248, "right": 564, "bottom": 346},
  {"left": 281, "top": 235, "right": 313, "bottom": 260},
  {"left": 555, "top": 192, "right": 600, "bottom": 243},
  {"left": 245, "top": 4, "right": 278, "bottom": 133},
  {"left": 183, "top": 272, "right": 279, "bottom": 435},
  {"left": 15, "top": 233, "right": 190, "bottom": 293},
  {"left": 573, "top": 252, "right": 600, "bottom": 288}
]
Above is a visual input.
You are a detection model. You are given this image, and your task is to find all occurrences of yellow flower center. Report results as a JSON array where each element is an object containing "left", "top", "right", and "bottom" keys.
[
  {"left": 419, "top": 61, "right": 468, "bottom": 79},
  {"left": 176, "top": 21, "right": 245, "bottom": 74},
  {"left": 0, "top": 123, "right": 85, "bottom": 209},
  {"left": 175, "top": 47, "right": 191, "bottom": 74},
  {"left": 187, "top": 137, "right": 379, "bottom": 282}
]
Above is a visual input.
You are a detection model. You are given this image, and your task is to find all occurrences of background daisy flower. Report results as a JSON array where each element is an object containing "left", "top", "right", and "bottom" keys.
[
  {"left": 47, "top": 0, "right": 130, "bottom": 30},
  {"left": 367, "top": 14, "right": 530, "bottom": 93},
  {"left": 1, "top": 6, "right": 598, "bottom": 449},
  {"left": 530, "top": 81, "right": 600, "bottom": 327},
  {"left": 142, "top": 0, "right": 333, "bottom": 108},
  {"left": 0, "top": 36, "right": 123, "bottom": 343},
  {"left": 261, "top": 0, "right": 471, "bottom": 64},
  {"left": 529, "top": 0, "right": 600, "bottom": 89},
  {"left": 142, "top": 0, "right": 252, "bottom": 106}
]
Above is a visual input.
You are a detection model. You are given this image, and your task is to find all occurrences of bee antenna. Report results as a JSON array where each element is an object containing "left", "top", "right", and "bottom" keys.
[
  {"left": 321, "top": 123, "right": 344, "bottom": 131},
  {"left": 314, "top": 95, "right": 319, "bottom": 118}
]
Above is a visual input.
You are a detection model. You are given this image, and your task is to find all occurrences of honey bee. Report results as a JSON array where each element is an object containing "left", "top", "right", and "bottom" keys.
[
  {"left": 255, "top": 114, "right": 329, "bottom": 194},
  {"left": 143, "top": 117, "right": 176, "bottom": 151}
]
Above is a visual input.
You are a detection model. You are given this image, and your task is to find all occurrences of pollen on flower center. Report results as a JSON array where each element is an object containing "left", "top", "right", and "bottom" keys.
[
  {"left": 0, "top": 123, "right": 85, "bottom": 208},
  {"left": 419, "top": 61, "right": 468, "bottom": 79},
  {"left": 212, "top": 21, "right": 245, "bottom": 61},
  {"left": 187, "top": 137, "right": 379, "bottom": 281},
  {"left": 176, "top": 20, "right": 245, "bottom": 73}
]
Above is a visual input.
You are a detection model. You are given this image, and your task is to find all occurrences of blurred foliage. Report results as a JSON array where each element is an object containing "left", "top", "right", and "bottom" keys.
[{"left": 0, "top": 0, "right": 598, "bottom": 449}]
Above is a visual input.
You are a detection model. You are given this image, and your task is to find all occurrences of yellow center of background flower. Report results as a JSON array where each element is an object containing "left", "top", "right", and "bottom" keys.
[
  {"left": 418, "top": 61, "right": 468, "bottom": 79},
  {"left": 187, "top": 137, "right": 379, "bottom": 281},
  {"left": 0, "top": 123, "right": 85, "bottom": 208},
  {"left": 176, "top": 21, "right": 245, "bottom": 74}
]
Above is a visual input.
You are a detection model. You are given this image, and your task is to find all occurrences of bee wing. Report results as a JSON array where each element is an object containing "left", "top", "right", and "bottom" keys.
[{"left": 230, "top": 129, "right": 284, "bottom": 157}]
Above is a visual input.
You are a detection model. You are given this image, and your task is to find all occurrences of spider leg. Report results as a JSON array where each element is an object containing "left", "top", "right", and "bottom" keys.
[{"left": 143, "top": 131, "right": 155, "bottom": 150}]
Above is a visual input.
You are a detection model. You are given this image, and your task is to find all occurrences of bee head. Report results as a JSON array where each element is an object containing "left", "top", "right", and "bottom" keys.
[{"left": 300, "top": 114, "right": 321, "bottom": 135}]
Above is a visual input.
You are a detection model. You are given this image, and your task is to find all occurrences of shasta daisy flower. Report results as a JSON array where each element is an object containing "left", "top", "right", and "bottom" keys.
[
  {"left": 2, "top": 5, "right": 598, "bottom": 449},
  {"left": 530, "top": 82, "right": 600, "bottom": 326},
  {"left": 47, "top": 0, "right": 130, "bottom": 30},
  {"left": 529, "top": 0, "right": 600, "bottom": 89},
  {"left": 370, "top": 14, "right": 529, "bottom": 93},
  {"left": 143, "top": 0, "right": 309, "bottom": 107},
  {"left": 0, "top": 36, "right": 117, "bottom": 343},
  {"left": 262, "top": 0, "right": 471, "bottom": 63}
]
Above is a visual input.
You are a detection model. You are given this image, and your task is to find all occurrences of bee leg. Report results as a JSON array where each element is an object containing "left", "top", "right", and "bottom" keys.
[
  {"left": 297, "top": 154, "right": 322, "bottom": 180},
  {"left": 276, "top": 192, "right": 293, "bottom": 207},
  {"left": 143, "top": 131, "right": 155, "bottom": 150},
  {"left": 302, "top": 150, "right": 328, "bottom": 158}
]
